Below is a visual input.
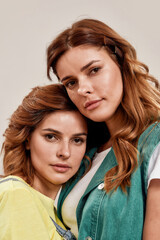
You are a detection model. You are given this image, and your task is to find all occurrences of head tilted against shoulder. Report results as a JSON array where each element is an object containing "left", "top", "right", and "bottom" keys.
[
  {"left": 1, "top": 83, "right": 108, "bottom": 185},
  {"left": 47, "top": 18, "right": 160, "bottom": 135},
  {"left": 1, "top": 84, "right": 79, "bottom": 184}
]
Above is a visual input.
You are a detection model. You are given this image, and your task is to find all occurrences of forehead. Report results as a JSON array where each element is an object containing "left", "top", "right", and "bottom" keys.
[
  {"left": 37, "top": 110, "right": 87, "bottom": 129},
  {"left": 56, "top": 45, "right": 107, "bottom": 74},
  {"left": 59, "top": 45, "right": 104, "bottom": 62}
]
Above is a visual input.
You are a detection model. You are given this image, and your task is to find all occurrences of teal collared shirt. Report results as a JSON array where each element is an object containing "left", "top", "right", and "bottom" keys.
[{"left": 57, "top": 122, "right": 160, "bottom": 240}]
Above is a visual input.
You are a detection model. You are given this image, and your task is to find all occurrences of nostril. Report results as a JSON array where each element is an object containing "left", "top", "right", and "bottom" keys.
[{"left": 78, "top": 88, "right": 91, "bottom": 95}]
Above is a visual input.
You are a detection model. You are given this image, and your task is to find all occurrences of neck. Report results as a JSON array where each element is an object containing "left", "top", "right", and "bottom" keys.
[
  {"left": 97, "top": 139, "right": 112, "bottom": 152},
  {"left": 105, "top": 108, "right": 122, "bottom": 137},
  {"left": 32, "top": 174, "right": 61, "bottom": 200},
  {"left": 98, "top": 109, "right": 122, "bottom": 152}
]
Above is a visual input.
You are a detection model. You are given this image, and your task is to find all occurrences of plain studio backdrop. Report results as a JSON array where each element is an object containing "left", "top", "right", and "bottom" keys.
[{"left": 0, "top": 0, "right": 159, "bottom": 174}]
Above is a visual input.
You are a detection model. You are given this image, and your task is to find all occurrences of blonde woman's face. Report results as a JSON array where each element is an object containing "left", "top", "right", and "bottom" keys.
[
  {"left": 57, "top": 45, "right": 123, "bottom": 126},
  {"left": 26, "top": 111, "right": 87, "bottom": 189}
]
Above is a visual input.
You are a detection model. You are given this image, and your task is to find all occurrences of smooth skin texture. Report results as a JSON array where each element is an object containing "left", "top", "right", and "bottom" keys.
[
  {"left": 26, "top": 110, "right": 87, "bottom": 199},
  {"left": 143, "top": 179, "right": 160, "bottom": 240},
  {"left": 56, "top": 45, "right": 160, "bottom": 239},
  {"left": 56, "top": 45, "right": 123, "bottom": 136}
]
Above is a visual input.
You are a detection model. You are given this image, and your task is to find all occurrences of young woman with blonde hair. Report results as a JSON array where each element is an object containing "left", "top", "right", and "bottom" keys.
[{"left": 47, "top": 18, "right": 160, "bottom": 239}]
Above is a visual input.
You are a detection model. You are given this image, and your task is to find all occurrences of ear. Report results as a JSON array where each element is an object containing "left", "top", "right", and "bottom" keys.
[{"left": 25, "top": 137, "right": 30, "bottom": 150}]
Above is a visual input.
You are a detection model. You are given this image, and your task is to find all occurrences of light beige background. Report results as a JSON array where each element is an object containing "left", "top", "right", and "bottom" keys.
[{"left": 0, "top": 0, "right": 159, "bottom": 174}]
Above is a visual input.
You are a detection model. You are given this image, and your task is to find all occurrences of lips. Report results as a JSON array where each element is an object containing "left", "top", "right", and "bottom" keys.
[
  {"left": 84, "top": 99, "right": 103, "bottom": 110},
  {"left": 50, "top": 164, "right": 71, "bottom": 173}
]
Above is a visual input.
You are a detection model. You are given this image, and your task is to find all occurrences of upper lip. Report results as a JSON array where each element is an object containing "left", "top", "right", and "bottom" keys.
[
  {"left": 50, "top": 163, "right": 70, "bottom": 168},
  {"left": 84, "top": 99, "right": 102, "bottom": 108}
]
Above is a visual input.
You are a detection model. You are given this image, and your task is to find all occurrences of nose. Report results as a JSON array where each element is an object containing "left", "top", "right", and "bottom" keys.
[
  {"left": 56, "top": 141, "right": 71, "bottom": 160},
  {"left": 77, "top": 78, "right": 93, "bottom": 96}
]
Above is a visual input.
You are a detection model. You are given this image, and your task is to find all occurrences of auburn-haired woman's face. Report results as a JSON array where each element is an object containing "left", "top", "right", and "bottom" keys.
[
  {"left": 26, "top": 110, "right": 87, "bottom": 189},
  {"left": 56, "top": 45, "right": 123, "bottom": 125}
]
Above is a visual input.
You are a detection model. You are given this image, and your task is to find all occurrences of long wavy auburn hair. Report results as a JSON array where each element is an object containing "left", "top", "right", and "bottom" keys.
[
  {"left": 47, "top": 18, "right": 160, "bottom": 192},
  {"left": 1, "top": 84, "right": 78, "bottom": 185},
  {"left": 1, "top": 83, "right": 108, "bottom": 185}
]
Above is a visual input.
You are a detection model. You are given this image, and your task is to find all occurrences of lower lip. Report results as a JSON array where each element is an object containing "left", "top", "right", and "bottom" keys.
[
  {"left": 86, "top": 100, "right": 103, "bottom": 110},
  {"left": 51, "top": 165, "right": 70, "bottom": 173}
]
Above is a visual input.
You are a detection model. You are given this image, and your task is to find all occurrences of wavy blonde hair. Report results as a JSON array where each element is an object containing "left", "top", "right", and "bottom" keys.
[{"left": 47, "top": 18, "right": 160, "bottom": 192}]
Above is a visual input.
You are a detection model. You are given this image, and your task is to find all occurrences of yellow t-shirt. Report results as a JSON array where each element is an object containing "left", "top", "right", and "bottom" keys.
[{"left": 0, "top": 176, "right": 66, "bottom": 240}]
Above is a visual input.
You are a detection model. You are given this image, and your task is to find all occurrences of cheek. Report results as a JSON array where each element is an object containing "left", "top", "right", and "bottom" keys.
[
  {"left": 73, "top": 147, "right": 86, "bottom": 166},
  {"left": 113, "top": 69, "right": 123, "bottom": 88},
  {"left": 67, "top": 90, "right": 79, "bottom": 105},
  {"left": 30, "top": 141, "right": 51, "bottom": 165},
  {"left": 113, "top": 76, "right": 123, "bottom": 100},
  {"left": 30, "top": 141, "right": 44, "bottom": 157}
]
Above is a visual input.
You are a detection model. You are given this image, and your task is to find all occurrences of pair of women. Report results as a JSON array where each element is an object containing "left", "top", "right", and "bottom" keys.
[{"left": 1, "top": 18, "right": 160, "bottom": 239}]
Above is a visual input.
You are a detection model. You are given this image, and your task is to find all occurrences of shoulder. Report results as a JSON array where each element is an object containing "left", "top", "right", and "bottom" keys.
[
  {"left": 138, "top": 122, "right": 160, "bottom": 151},
  {"left": 0, "top": 176, "right": 43, "bottom": 218},
  {"left": 0, "top": 176, "right": 33, "bottom": 202},
  {"left": 0, "top": 176, "right": 29, "bottom": 190},
  {"left": 140, "top": 121, "right": 160, "bottom": 139},
  {"left": 137, "top": 122, "right": 160, "bottom": 194}
]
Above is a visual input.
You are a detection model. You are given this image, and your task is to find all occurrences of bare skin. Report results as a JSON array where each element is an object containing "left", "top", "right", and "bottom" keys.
[
  {"left": 56, "top": 44, "right": 160, "bottom": 238},
  {"left": 143, "top": 179, "right": 160, "bottom": 239},
  {"left": 26, "top": 110, "right": 87, "bottom": 199}
]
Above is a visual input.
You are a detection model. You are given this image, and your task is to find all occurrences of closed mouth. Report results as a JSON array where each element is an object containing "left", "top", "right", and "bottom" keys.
[
  {"left": 84, "top": 99, "right": 103, "bottom": 110},
  {"left": 50, "top": 164, "right": 71, "bottom": 173}
]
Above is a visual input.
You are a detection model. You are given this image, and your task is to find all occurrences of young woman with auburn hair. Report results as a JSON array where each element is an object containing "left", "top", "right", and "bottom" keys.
[
  {"left": 47, "top": 18, "right": 160, "bottom": 239},
  {"left": 0, "top": 83, "right": 93, "bottom": 240}
]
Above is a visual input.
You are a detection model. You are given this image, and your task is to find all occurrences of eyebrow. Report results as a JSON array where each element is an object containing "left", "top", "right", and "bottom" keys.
[
  {"left": 80, "top": 60, "right": 100, "bottom": 72},
  {"left": 60, "top": 60, "right": 100, "bottom": 83},
  {"left": 42, "top": 129, "right": 61, "bottom": 134},
  {"left": 42, "top": 128, "right": 87, "bottom": 136}
]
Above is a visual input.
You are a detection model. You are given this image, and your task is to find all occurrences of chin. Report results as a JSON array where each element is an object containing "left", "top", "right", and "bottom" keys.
[
  {"left": 52, "top": 178, "right": 68, "bottom": 185},
  {"left": 86, "top": 110, "right": 114, "bottom": 123},
  {"left": 87, "top": 115, "right": 108, "bottom": 122}
]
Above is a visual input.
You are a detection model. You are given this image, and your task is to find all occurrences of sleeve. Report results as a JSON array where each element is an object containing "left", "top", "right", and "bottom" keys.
[
  {"left": 147, "top": 142, "right": 160, "bottom": 188},
  {"left": 0, "top": 187, "right": 51, "bottom": 240}
]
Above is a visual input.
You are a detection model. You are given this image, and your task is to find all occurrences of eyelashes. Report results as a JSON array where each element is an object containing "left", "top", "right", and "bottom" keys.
[
  {"left": 44, "top": 134, "right": 57, "bottom": 141},
  {"left": 72, "top": 137, "right": 86, "bottom": 145},
  {"left": 89, "top": 66, "right": 101, "bottom": 75},
  {"left": 63, "top": 66, "right": 102, "bottom": 89},
  {"left": 64, "top": 79, "right": 77, "bottom": 89},
  {"left": 43, "top": 134, "right": 86, "bottom": 145}
]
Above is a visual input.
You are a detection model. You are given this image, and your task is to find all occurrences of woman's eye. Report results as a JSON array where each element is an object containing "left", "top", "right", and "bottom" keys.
[
  {"left": 73, "top": 138, "right": 85, "bottom": 145},
  {"left": 90, "top": 67, "right": 100, "bottom": 75},
  {"left": 45, "top": 134, "right": 56, "bottom": 141},
  {"left": 64, "top": 80, "right": 76, "bottom": 89}
]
